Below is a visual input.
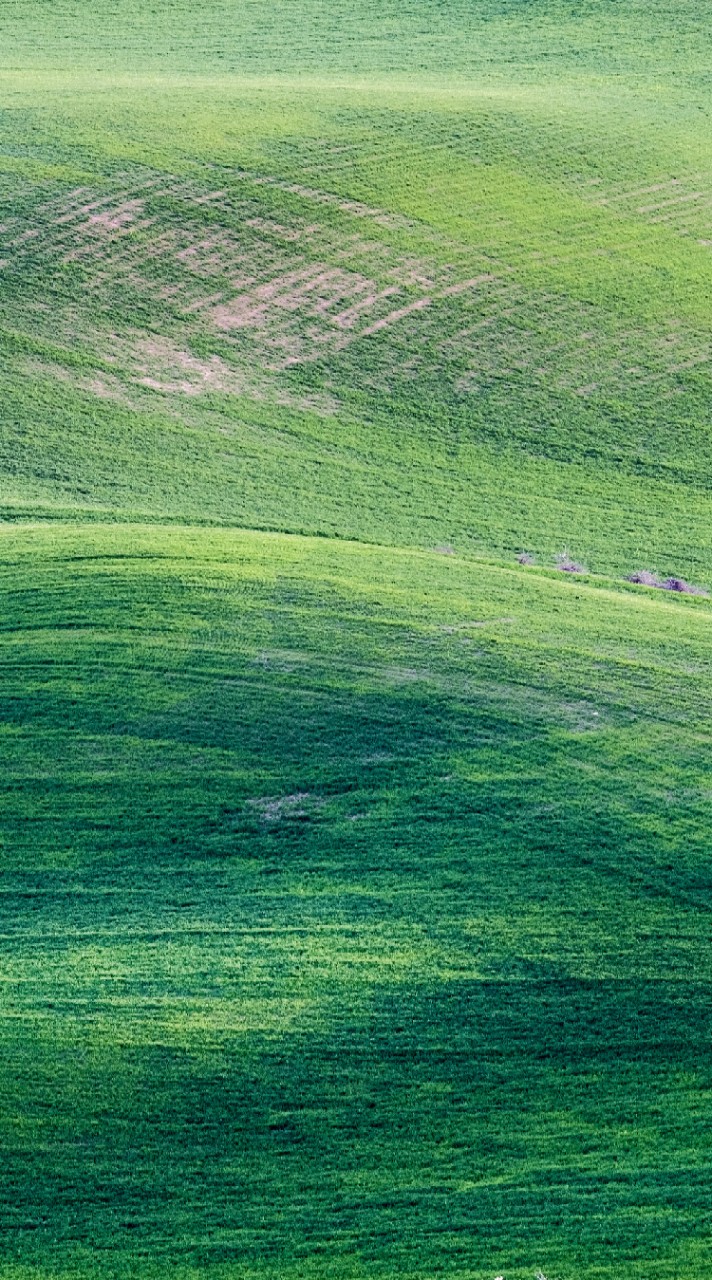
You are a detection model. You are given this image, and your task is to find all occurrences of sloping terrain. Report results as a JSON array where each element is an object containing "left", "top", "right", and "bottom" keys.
[{"left": 1, "top": 3, "right": 712, "bottom": 1278}]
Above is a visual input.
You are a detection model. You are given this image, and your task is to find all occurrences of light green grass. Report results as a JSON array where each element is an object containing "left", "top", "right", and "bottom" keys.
[
  {"left": 1, "top": 1, "right": 712, "bottom": 1276},
  {"left": 2, "top": 66, "right": 712, "bottom": 577}
]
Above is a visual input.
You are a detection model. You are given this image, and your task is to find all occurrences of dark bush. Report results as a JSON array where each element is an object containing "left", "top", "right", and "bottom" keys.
[
  {"left": 626, "top": 570, "right": 662, "bottom": 587},
  {"left": 661, "top": 577, "right": 708, "bottom": 595}
]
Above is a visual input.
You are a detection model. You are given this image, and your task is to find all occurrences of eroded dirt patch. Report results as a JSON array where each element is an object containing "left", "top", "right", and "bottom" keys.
[
  {"left": 5, "top": 168, "right": 711, "bottom": 396},
  {"left": 247, "top": 792, "right": 323, "bottom": 824}
]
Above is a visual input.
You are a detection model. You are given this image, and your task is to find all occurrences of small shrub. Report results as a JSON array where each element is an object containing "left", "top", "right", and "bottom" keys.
[
  {"left": 554, "top": 549, "right": 586, "bottom": 574},
  {"left": 517, "top": 552, "right": 535, "bottom": 565},
  {"left": 626, "top": 570, "right": 662, "bottom": 587},
  {"left": 660, "top": 576, "right": 708, "bottom": 595},
  {"left": 556, "top": 556, "right": 586, "bottom": 574}
]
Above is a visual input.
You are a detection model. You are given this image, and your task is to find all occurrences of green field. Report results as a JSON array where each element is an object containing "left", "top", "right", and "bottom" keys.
[{"left": 1, "top": 3, "right": 712, "bottom": 1277}]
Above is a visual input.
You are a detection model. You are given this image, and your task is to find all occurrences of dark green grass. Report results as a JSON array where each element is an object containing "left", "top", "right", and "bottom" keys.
[{"left": 1, "top": 525, "right": 712, "bottom": 1279}]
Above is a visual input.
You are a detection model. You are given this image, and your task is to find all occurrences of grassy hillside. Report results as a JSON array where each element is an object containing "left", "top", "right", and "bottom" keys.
[
  {"left": 2, "top": 523, "right": 712, "bottom": 1280},
  {"left": 1, "top": 3, "right": 712, "bottom": 1278},
  {"left": 2, "top": 4, "right": 712, "bottom": 575}
]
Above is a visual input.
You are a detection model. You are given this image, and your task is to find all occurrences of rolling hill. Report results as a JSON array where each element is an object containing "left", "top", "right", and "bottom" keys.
[{"left": 1, "top": 3, "right": 712, "bottom": 1278}]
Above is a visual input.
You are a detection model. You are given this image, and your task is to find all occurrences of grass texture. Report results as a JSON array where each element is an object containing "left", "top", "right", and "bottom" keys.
[{"left": 1, "top": 2, "right": 712, "bottom": 1277}]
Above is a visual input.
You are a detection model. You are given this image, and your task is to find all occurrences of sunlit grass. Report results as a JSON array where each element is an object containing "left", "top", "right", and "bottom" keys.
[{"left": 2, "top": 1, "right": 712, "bottom": 1275}]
